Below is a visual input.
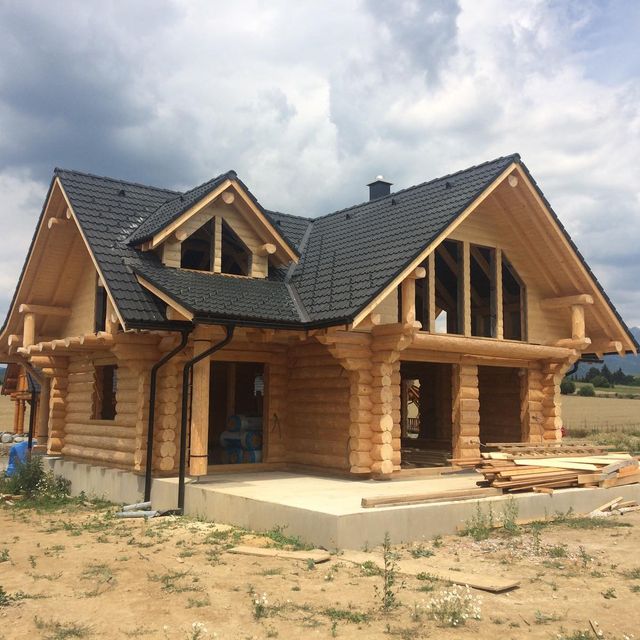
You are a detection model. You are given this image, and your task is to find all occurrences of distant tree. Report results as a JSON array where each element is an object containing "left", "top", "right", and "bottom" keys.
[
  {"left": 560, "top": 379, "right": 576, "bottom": 395},
  {"left": 584, "top": 367, "right": 601, "bottom": 382},
  {"left": 591, "top": 375, "right": 610, "bottom": 388},
  {"left": 578, "top": 385, "right": 596, "bottom": 397},
  {"left": 601, "top": 364, "right": 613, "bottom": 383},
  {"left": 612, "top": 367, "right": 627, "bottom": 385}
]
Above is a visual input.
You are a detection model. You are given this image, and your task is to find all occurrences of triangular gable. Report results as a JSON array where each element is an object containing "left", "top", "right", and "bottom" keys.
[
  {"left": 351, "top": 160, "right": 637, "bottom": 355},
  {"left": 130, "top": 175, "right": 299, "bottom": 265}
]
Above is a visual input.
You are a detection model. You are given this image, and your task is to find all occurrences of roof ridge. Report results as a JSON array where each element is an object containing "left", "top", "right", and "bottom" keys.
[
  {"left": 54, "top": 167, "right": 180, "bottom": 194},
  {"left": 313, "top": 153, "right": 520, "bottom": 222}
]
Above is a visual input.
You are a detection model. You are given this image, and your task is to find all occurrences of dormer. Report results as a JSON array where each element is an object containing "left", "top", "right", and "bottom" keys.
[{"left": 131, "top": 174, "right": 297, "bottom": 279}]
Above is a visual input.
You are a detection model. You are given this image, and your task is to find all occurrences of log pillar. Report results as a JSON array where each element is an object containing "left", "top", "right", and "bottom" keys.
[
  {"left": 35, "top": 377, "right": 51, "bottom": 450},
  {"left": 540, "top": 358, "right": 577, "bottom": 441},
  {"left": 452, "top": 363, "right": 479, "bottom": 460},
  {"left": 570, "top": 305, "right": 586, "bottom": 341},
  {"left": 190, "top": 337, "right": 211, "bottom": 476},
  {"left": 23, "top": 312, "right": 36, "bottom": 349},
  {"left": 16, "top": 399, "right": 25, "bottom": 434}
]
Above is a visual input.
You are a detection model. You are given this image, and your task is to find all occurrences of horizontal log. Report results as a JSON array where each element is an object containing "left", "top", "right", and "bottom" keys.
[
  {"left": 64, "top": 433, "right": 136, "bottom": 453},
  {"left": 371, "top": 460, "right": 393, "bottom": 475},
  {"left": 65, "top": 423, "right": 134, "bottom": 439},
  {"left": 540, "top": 294, "right": 594, "bottom": 309},
  {"left": 61, "top": 444, "right": 134, "bottom": 466},
  {"left": 19, "top": 303, "right": 71, "bottom": 317}
]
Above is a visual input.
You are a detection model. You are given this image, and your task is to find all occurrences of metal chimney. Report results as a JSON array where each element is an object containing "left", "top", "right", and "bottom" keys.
[{"left": 367, "top": 175, "right": 393, "bottom": 201}]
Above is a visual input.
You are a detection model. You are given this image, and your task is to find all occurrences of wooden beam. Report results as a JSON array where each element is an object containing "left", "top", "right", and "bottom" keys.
[
  {"left": 47, "top": 217, "right": 69, "bottom": 229},
  {"left": 461, "top": 241, "right": 471, "bottom": 337},
  {"left": 257, "top": 242, "right": 277, "bottom": 256},
  {"left": 412, "top": 332, "right": 575, "bottom": 360},
  {"left": 213, "top": 216, "right": 222, "bottom": 273},
  {"left": 401, "top": 277, "right": 416, "bottom": 325},
  {"left": 492, "top": 248, "right": 503, "bottom": 339},
  {"left": 540, "top": 294, "right": 594, "bottom": 310},
  {"left": 553, "top": 337, "right": 591, "bottom": 350},
  {"left": 18, "top": 303, "right": 71, "bottom": 317},
  {"left": 571, "top": 304, "right": 586, "bottom": 340},
  {"left": 190, "top": 337, "right": 211, "bottom": 476},
  {"left": 221, "top": 191, "right": 235, "bottom": 205},
  {"left": 427, "top": 252, "right": 436, "bottom": 333},
  {"left": 23, "top": 313, "right": 36, "bottom": 349}
]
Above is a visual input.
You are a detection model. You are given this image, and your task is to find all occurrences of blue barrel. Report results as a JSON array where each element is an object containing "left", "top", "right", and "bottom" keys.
[
  {"left": 219, "top": 430, "right": 242, "bottom": 448},
  {"left": 221, "top": 446, "right": 243, "bottom": 464},
  {"left": 243, "top": 449, "right": 262, "bottom": 463},
  {"left": 240, "top": 430, "right": 263, "bottom": 451}
]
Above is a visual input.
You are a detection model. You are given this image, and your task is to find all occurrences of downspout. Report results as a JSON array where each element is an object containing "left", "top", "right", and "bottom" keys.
[
  {"left": 26, "top": 373, "right": 38, "bottom": 454},
  {"left": 144, "top": 327, "right": 193, "bottom": 503},
  {"left": 177, "top": 325, "right": 235, "bottom": 513}
]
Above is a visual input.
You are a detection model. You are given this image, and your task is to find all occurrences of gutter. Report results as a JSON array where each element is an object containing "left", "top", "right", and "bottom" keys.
[
  {"left": 144, "top": 326, "right": 193, "bottom": 503},
  {"left": 177, "top": 324, "right": 235, "bottom": 513}
]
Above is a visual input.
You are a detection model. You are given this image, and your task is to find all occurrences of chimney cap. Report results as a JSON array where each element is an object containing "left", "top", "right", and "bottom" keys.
[{"left": 367, "top": 175, "right": 393, "bottom": 187}]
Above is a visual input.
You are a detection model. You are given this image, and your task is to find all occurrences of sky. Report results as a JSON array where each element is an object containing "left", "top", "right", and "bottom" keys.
[{"left": 0, "top": 0, "right": 638, "bottom": 326}]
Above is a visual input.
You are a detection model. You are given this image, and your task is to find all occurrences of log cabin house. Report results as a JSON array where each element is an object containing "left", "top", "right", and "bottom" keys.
[{"left": 0, "top": 154, "right": 637, "bottom": 501}]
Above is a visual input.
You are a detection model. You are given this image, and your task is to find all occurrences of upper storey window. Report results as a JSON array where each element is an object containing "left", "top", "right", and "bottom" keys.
[
  {"left": 221, "top": 220, "right": 250, "bottom": 276},
  {"left": 181, "top": 220, "right": 213, "bottom": 271}
]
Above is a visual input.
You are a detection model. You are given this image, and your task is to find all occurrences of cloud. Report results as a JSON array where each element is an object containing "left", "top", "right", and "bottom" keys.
[{"left": 0, "top": 0, "right": 638, "bottom": 327}]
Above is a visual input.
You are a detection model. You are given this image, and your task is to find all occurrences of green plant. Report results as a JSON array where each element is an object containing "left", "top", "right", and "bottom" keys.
[
  {"left": 305, "top": 558, "right": 316, "bottom": 571},
  {"left": 322, "top": 607, "right": 370, "bottom": 624},
  {"left": 0, "top": 549, "right": 9, "bottom": 563},
  {"left": 374, "top": 533, "right": 402, "bottom": 612},
  {"left": 534, "top": 610, "right": 562, "bottom": 624},
  {"left": 251, "top": 590, "right": 270, "bottom": 619},
  {"left": 548, "top": 544, "right": 568, "bottom": 558},
  {"left": 426, "top": 584, "right": 482, "bottom": 627},
  {"left": 459, "top": 503, "right": 494, "bottom": 541},
  {"left": 187, "top": 595, "right": 211, "bottom": 609},
  {"left": 432, "top": 535, "right": 443, "bottom": 548},
  {"left": 148, "top": 570, "right": 202, "bottom": 594},
  {"left": 410, "top": 544, "right": 434, "bottom": 558},
  {"left": 34, "top": 615, "right": 92, "bottom": 639},
  {"left": 0, "top": 457, "right": 71, "bottom": 507},
  {"left": 501, "top": 497, "right": 520, "bottom": 535},
  {"left": 186, "top": 622, "right": 209, "bottom": 640},
  {"left": 602, "top": 587, "right": 617, "bottom": 599},
  {"left": 560, "top": 379, "right": 576, "bottom": 395},
  {"left": 623, "top": 567, "right": 640, "bottom": 579},
  {"left": 556, "top": 630, "right": 594, "bottom": 640},
  {"left": 0, "top": 586, "right": 11, "bottom": 608},
  {"left": 577, "top": 385, "right": 595, "bottom": 397},
  {"left": 578, "top": 546, "right": 592, "bottom": 567},
  {"left": 360, "top": 560, "right": 383, "bottom": 576},
  {"left": 262, "top": 525, "right": 311, "bottom": 551}
]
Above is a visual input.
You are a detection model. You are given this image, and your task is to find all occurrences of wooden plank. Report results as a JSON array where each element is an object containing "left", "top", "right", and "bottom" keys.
[
  {"left": 601, "top": 473, "right": 640, "bottom": 489},
  {"left": 227, "top": 546, "right": 330, "bottom": 564},
  {"left": 341, "top": 551, "right": 519, "bottom": 593},
  {"left": 513, "top": 459, "right": 601, "bottom": 471},
  {"left": 361, "top": 487, "right": 502, "bottom": 508}
]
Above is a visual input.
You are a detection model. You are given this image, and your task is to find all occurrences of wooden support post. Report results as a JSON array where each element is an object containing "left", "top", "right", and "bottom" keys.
[
  {"left": 23, "top": 312, "right": 36, "bottom": 349},
  {"left": 461, "top": 241, "right": 471, "bottom": 337},
  {"left": 570, "top": 304, "right": 585, "bottom": 341},
  {"left": 401, "top": 278, "right": 416, "bottom": 325},
  {"left": 226, "top": 363, "right": 236, "bottom": 417},
  {"left": 36, "top": 377, "right": 50, "bottom": 448},
  {"left": 213, "top": 217, "right": 222, "bottom": 273},
  {"left": 17, "top": 400, "right": 26, "bottom": 434},
  {"left": 451, "top": 363, "right": 479, "bottom": 460},
  {"left": 492, "top": 248, "right": 503, "bottom": 339},
  {"left": 427, "top": 252, "right": 436, "bottom": 332},
  {"left": 190, "top": 338, "right": 211, "bottom": 476}
]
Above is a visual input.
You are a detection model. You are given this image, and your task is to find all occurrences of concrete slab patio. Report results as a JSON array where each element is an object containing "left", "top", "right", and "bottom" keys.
[{"left": 45, "top": 458, "right": 640, "bottom": 549}]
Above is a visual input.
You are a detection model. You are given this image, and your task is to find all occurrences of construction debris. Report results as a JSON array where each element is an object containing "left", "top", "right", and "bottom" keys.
[
  {"left": 227, "top": 545, "right": 331, "bottom": 564},
  {"left": 588, "top": 496, "right": 640, "bottom": 518},
  {"left": 464, "top": 443, "right": 640, "bottom": 493}
]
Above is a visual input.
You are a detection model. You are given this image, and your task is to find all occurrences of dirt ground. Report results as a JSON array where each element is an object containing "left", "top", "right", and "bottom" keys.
[
  {"left": 1, "top": 501, "right": 639, "bottom": 640},
  {"left": 562, "top": 395, "right": 640, "bottom": 430}
]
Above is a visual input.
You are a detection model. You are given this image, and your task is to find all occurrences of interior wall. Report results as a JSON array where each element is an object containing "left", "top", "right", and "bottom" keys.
[{"left": 478, "top": 366, "right": 523, "bottom": 444}]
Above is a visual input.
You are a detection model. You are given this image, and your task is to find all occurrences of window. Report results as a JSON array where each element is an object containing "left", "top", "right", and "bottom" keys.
[
  {"left": 470, "top": 245, "right": 494, "bottom": 338},
  {"left": 221, "top": 220, "right": 250, "bottom": 276},
  {"left": 434, "top": 240, "right": 462, "bottom": 334},
  {"left": 93, "top": 365, "right": 117, "bottom": 420},
  {"left": 181, "top": 219, "right": 213, "bottom": 271},
  {"left": 94, "top": 280, "right": 107, "bottom": 333},
  {"left": 502, "top": 257, "right": 526, "bottom": 341}
]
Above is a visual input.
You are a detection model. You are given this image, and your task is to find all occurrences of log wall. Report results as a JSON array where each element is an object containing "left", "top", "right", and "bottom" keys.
[
  {"left": 61, "top": 251, "right": 96, "bottom": 337},
  {"left": 477, "top": 366, "right": 522, "bottom": 444},
  {"left": 451, "top": 363, "right": 480, "bottom": 460}
]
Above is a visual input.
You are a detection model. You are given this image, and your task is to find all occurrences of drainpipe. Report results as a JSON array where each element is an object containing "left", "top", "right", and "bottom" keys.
[
  {"left": 26, "top": 373, "right": 38, "bottom": 454},
  {"left": 177, "top": 325, "right": 235, "bottom": 513},
  {"left": 144, "top": 327, "right": 193, "bottom": 503}
]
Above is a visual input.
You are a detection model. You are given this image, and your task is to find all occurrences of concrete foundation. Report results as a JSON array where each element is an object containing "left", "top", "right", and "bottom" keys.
[{"left": 44, "top": 457, "right": 640, "bottom": 549}]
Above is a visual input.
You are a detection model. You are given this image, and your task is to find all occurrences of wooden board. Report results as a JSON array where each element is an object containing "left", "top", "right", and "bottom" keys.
[
  {"left": 361, "top": 487, "right": 501, "bottom": 508},
  {"left": 227, "top": 545, "right": 330, "bottom": 564},
  {"left": 341, "top": 551, "right": 519, "bottom": 593}
]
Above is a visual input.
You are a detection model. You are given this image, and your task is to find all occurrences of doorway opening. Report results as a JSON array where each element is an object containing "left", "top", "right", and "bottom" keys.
[
  {"left": 208, "top": 361, "right": 265, "bottom": 465},
  {"left": 400, "top": 362, "right": 453, "bottom": 467}
]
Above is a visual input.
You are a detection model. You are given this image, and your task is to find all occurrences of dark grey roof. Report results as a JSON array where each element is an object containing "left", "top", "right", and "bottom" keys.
[
  {"left": 128, "top": 171, "right": 236, "bottom": 244},
  {"left": 289, "top": 155, "right": 519, "bottom": 322},
  {"left": 6, "top": 154, "right": 633, "bottom": 351},
  {"left": 55, "top": 169, "right": 179, "bottom": 325},
  {"left": 265, "top": 210, "right": 313, "bottom": 251},
  {"left": 132, "top": 259, "right": 303, "bottom": 326}
]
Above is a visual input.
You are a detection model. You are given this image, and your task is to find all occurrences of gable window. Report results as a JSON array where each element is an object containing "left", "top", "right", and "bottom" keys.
[
  {"left": 470, "top": 245, "right": 494, "bottom": 338},
  {"left": 92, "top": 364, "right": 117, "bottom": 420},
  {"left": 181, "top": 219, "right": 213, "bottom": 271},
  {"left": 502, "top": 257, "right": 526, "bottom": 341},
  {"left": 221, "top": 220, "right": 250, "bottom": 276},
  {"left": 434, "top": 240, "right": 462, "bottom": 334}
]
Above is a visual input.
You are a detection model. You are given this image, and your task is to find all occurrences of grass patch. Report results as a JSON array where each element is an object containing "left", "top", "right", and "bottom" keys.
[
  {"left": 34, "top": 615, "right": 92, "bottom": 639},
  {"left": 459, "top": 503, "right": 494, "bottom": 541},
  {"left": 321, "top": 607, "right": 370, "bottom": 624},
  {"left": 360, "top": 560, "right": 383, "bottom": 577},
  {"left": 261, "top": 525, "right": 312, "bottom": 551},
  {"left": 147, "top": 570, "right": 203, "bottom": 594},
  {"left": 410, "top": 544, "right": 434, "bottom": 559}
]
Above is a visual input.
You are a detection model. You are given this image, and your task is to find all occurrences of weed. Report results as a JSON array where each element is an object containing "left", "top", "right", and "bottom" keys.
[
  {"left": 0, "top": 457, "right": 71, "bottom": 508},
  {"left": 360, "top": 560, "right": 383, "bottom": 577},
  {"left": 501, "top": 497, "right": 520, "bottom": 535},
  {"left": 623, "top": 567, "right": 640, "bottom": 579},
  {"left": 548, "top": 544, "right": 568, "bottom": 558},
  {"left": 305, "top": 558, "right": 315, "bottom": 571},
  {"left": 556, "top": 629, "right": 593, "bottom": 640},
  {"left": 186, "top": 622, "right": 209, "bottom": 640},
  {"left": 322, "top": 607, "right": 370, "bottom": 624},
  {"left": 80, "top": 563, "right": 115, "bottom": 597},
  {"left": 187, "top": 595, "right": 211, "bottom": 608},
  {"left": 432, "top": 535, "right": 443, "bottom": 548},
  {"left": 425, "top": 584, "right": 482, "bottom": 627},
  {"left": 410, "top": 544, "right": 434, "bottom": 559},
  {"left": 251, "top": 590, "right": 270, "bottom": 619},
  {"left": 578, "top": 546, "right": 592, "bottom": 567},
  {"left": 0, "top": 587, "right": 11, "bottom": 608},
  {"left": 374, "top": 533, "right": 402, "bottom": 612},
  {"left": 0, "top": 549, "right": 9, "bottom": 563},
  {"left": 260, "top": 568, "right": 283, "bottom": 576},
  {"left": 630, "top": 585, "right": 640, "bottom": 593},
  {"left": 148, "top": 570, "right": 203, "bottom": 594},
  {"left": 262, "top": 525, "right": 311, "bottom": 551},
  {"left": 531, "top": 525, "right": 543, "bottom": 555},
  {"left": 459, "top": 502, "right": 494, "bottom": 541},
  {"left": 34, "top": 615, "right": 91, "bottom": 639},
  {"left": 534, "top": 610, "right": 562, "bottom": 624},
  {"left": 602, "top": 587, "right": 617, "bottom": 599},
  {"left": 28, "top": 555, "right": 37, "bottom": 568}
]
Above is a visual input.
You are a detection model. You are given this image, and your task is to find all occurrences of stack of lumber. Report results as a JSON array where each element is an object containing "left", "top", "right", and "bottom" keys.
[{"left": 474, "top": 449, "right": 640, "bottom": 493}]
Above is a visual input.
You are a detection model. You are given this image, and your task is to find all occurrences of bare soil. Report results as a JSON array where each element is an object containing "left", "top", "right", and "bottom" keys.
[{"left": 1, "top": 501, "right": 639, "bottom": 640}]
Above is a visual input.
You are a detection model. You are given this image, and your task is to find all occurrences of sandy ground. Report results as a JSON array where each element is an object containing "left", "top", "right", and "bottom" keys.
[{"left": 1, "top": 501, "right": 639, "bottom": 640}]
